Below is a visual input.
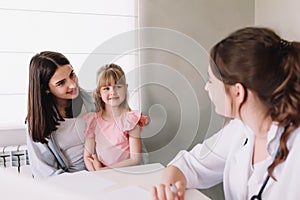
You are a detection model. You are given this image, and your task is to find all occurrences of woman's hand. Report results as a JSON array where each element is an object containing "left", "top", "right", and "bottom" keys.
[{"left": 152, "top": 181, "right": 186, "bottom": 200}]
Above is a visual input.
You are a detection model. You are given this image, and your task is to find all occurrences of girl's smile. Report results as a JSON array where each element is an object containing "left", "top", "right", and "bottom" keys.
[
  {"left": 100, "top": 84, "right": 127, "bottom": 108},
  {"left": 108, "top": 96, "right": 120, "bottom": 100}
]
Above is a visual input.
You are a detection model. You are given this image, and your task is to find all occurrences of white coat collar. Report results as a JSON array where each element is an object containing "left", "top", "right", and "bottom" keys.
[
  {"left": 239, "top": 120, "right": 283, "bottom": 157},
  {"left": 267, "top": 123, "right": 284, "bottom": 157},
  {"left": 229, "top": 120, "right": 283, "bottom": 199},
  {"left": 225, "top": 120, "right": 254, "bottom": 199}
]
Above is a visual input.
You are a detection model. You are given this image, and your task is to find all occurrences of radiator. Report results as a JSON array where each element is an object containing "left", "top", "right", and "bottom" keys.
[{"left": 0, "top": 145, "right": 30, "bottom": 173}]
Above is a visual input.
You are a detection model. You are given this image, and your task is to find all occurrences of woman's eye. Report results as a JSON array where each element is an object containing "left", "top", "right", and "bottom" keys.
[
  {"left": 116, "top": 85, "right": 123, "bottom": 89},
  {"left": 70, "top": 71, "right": 76, "bottom": 78},
  {"left": 56, "top": 80, "right": 65, "bottom": 86}
]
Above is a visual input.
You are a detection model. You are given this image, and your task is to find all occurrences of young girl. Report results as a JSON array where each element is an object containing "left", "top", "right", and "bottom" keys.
[
  {"left": 152, "top": 27, "right": 300, "bottom": 199},
  {"left": 83, "top": 63, "right": 148, "bottom": 170},
  {"left": 26, "top": 51, "right": 95, "bottom": 178}
]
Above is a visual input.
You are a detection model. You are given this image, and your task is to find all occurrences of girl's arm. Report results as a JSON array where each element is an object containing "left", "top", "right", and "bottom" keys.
[
  {"left": 106, "top": 125, "right": 142, "bottom": 168},
  {"left": 84, "top": 137, "right": 100, "bottom": 171}
]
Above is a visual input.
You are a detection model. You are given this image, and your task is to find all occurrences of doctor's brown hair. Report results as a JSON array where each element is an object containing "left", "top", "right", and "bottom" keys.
[{"left": 210, "top": 27, "right": 300, "bottom": 179}]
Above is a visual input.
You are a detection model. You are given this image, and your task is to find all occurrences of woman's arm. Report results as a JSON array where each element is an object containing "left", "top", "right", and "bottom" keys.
[
  {"left": 26, "top": 132, "right": 64, "bottom": 178},
  {"left": 151, "top": 119, "right": 244, "bottom": 199}
]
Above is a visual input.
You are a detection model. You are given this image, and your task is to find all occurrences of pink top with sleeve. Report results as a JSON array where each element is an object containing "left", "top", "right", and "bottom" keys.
[{"left": 83, "top": 111, "right": 148, "bottom": 167}]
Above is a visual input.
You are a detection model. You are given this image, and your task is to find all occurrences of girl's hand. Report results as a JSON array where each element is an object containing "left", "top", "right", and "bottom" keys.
[
  {"left": 152, "top": 181, "right": 185, "bottom": 200},
  {"left": 88, "top": 154, "right": 103, "bottom": 170}
]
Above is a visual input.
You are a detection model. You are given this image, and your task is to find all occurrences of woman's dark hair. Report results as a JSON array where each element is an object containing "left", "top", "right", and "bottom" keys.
[
  {"left": 210, "top": 27, "right": 300, "bottom": 178},
  {"left": 26, "top": 51, "right": 83, "bottom": 143}
]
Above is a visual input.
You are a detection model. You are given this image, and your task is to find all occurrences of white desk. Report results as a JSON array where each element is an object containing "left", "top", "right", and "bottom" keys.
[{"left": 45, "top": 163, "right": 210, "bottom": 200}]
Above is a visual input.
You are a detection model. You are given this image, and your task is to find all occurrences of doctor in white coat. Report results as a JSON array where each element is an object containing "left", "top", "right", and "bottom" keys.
[{"left": 152, "top": 27, "right": 300, "bottom": 200}]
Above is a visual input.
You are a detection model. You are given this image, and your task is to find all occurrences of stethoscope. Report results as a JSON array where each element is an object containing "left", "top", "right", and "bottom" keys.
[{"left": 250, "top": 175, "right": 271, "bottom": 200}]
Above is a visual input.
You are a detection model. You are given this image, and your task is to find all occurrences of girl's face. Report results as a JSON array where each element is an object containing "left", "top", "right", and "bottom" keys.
[
  {"left": 204, "top": 66, "right": 234, "bottom": 118},
  {"left": 99, "top": 83, "right": 127, "bottom": 108},
  {"left": 48, "top": 64, "right": 79, "bottom": 102}
]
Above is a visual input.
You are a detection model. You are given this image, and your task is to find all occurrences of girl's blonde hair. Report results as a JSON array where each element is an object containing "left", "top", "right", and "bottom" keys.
[{"left": 94, "top": 63, "right": 130, "bottom": 112}]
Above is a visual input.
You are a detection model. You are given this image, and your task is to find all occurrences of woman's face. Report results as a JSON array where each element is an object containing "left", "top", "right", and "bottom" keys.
[
  {"left": 204, "top": 66, "right": 234, "bottom": 118},
  {"left": 48, "top": 64, "right": 79, "bottom": 102}
]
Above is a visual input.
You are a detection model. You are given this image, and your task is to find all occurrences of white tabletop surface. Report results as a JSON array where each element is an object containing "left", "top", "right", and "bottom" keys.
[
  {"left": 45, "top": 163, "right": 211, "bottom": 200},
  {"left": 0, "top": 167, "right": 83, "bottom": 200}
]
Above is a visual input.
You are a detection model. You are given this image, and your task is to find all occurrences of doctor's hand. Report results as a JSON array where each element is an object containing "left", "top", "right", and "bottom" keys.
[{"left": 152, "top": 181, "right": 185, "bottom": 200}]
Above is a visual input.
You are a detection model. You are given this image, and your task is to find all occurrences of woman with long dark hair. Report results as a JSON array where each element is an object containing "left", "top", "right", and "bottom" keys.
[{"left": 26, "top": 51, "right": 95, "bottom": 178}]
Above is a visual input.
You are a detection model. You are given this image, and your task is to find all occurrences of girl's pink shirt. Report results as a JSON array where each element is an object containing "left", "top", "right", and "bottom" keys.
[{"left": 83, "top": 111, "right": 148, "bottom": 167}]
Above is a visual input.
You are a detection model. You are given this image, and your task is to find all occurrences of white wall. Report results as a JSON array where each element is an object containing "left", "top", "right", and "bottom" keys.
[
  {"left": 255, "top": 0, "right": 300, "bottom": 40},
  {"left": 0, "top": 128, "right": 26, "bottom": 146},
  {"left": 0, "top": 0, "right": 138, "bottom": 130},
  {"left": 138, "top": 1, "right": 254, "bottom": 199},
  {"left": 0, "top": 0, "right": 138, "bottom": 146},
  {"left": 138, "top": 0, "right": 254, "bottom": 164}
]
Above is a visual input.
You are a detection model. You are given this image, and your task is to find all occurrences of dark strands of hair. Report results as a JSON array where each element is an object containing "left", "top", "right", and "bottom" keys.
[{"left": 27, "top": 51, "right": 83, "bottom": 144}]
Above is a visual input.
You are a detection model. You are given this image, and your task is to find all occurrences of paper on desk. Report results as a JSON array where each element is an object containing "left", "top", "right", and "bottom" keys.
[
  {"left": 46, "top": 170, "right": 115, "bottom": 197},
  {"left": 105, "top": 185, "right": 151, "bottom": 200}
]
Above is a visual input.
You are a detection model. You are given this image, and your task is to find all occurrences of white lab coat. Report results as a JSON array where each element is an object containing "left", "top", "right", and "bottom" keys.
[{"left": 169, "top": 119, "right": 300, "bottom": 199}]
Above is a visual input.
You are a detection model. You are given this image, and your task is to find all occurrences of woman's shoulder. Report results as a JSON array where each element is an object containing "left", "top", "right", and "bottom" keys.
[
  {"left": 80, "top": 88, "right": 96, "bottom": 112},
  {"left": 214, "top": 118, "right": 244, "bottom": 136},
  {"left": 226, "top": 118, "right": 243, "bottom": 127},
  {"left": 211, "top": 118, "right": 247, "bottom": 146},
  {"left": 79, "top": 88, "right": 92, "bottom": 101}
]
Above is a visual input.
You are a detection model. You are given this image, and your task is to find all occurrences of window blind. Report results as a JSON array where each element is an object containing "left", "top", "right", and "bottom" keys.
[{"left": 0, "top": 0, "right": 138, "bottom": 128}]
